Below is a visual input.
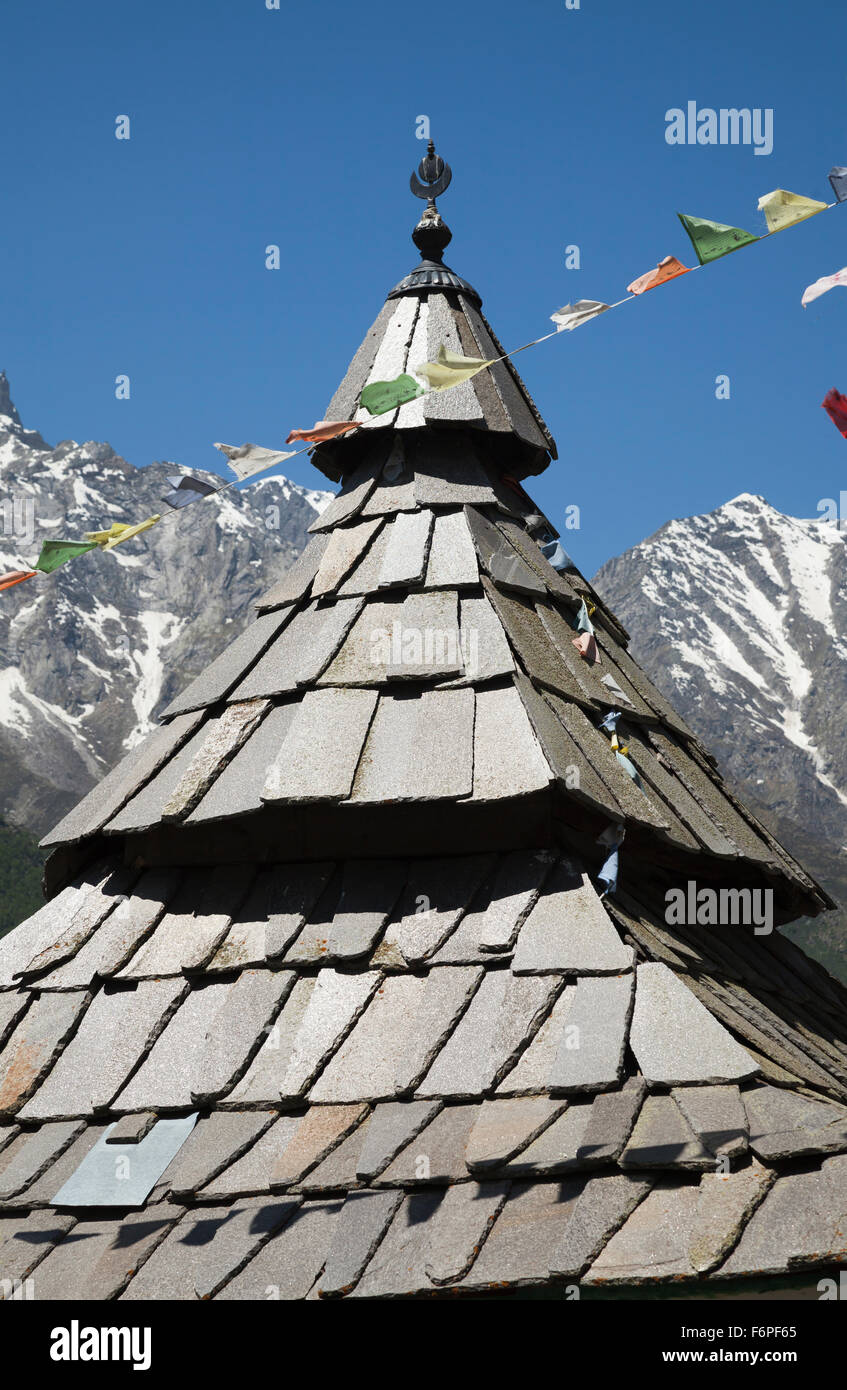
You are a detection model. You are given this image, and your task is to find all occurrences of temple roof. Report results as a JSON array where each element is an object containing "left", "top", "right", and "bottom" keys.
[{"left": 0, "top": 147, "right": 843, "bottom": 1300}]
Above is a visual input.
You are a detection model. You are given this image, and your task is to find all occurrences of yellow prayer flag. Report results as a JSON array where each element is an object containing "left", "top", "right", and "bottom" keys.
[
  {"left": 757, "top": 189, "right": 828, "bottom": 234},
  {"left": 85, "top": 516, "right": 161, "bottom": 550},
  {"left": 414, "top": 344, "right": 494, "bottom": 392}
]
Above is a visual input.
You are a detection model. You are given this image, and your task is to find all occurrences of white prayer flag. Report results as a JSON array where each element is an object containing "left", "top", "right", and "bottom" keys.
[
  {"left": 550, "top": 300, "right": 610, "bottom": 332},
  {"left": 801, "top": 267, "right": 847, "bottom": 308},
  {"left": 214, "top": 442, "right": 299, "bottom": 481}
]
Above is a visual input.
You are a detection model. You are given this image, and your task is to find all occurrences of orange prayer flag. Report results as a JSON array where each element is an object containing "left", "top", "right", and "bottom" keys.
[
  {"left": 627, "top": 255, "right": 691, "bottom": 296},
  {"left": 0, "top": 569, "right": 37, "bottom": 593},
  {"left": 285, "top": 420, "right": 360, "bottom": 445}
]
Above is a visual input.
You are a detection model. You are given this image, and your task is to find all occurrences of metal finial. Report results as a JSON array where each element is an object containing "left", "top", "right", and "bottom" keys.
[{"left": 410, "top": 140, "right": 452, "bottom": 206}]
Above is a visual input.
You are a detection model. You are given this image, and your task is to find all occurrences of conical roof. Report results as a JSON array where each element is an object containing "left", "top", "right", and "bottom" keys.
[{"left": 0, "top": 153, "right": 845, "bottom": 1301}]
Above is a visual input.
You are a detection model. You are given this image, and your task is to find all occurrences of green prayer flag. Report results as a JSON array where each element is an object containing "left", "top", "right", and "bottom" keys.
[
  {"left": 35, "top": 539, "right": 98, "bottom": 574},
  {"left": 360, "top": 373, "right": 426, "bottom": 417},
  {"left": 677, "top": 212, "right": 758, "bottom": 265}
]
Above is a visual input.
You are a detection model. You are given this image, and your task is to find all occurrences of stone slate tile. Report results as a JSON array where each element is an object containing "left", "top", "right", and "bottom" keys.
[
  {"left": 512, "top": 671, "right": 624, "bottom": 816},
  {"left": 271, "top": 1104, "right": 369, "bottom": 1187},
  {"left": 254, "top": 530, "right": 331, "bottom": 610},
  {"left": 19, "top": 862, "right": 138, "bottom": 977},
  {"left": 113, "top": 981, "right": 239, "bottom": 1113},
  {"left": 230, "top": 596, "right": 365, "bottom": 700},
  {"left": 629, "top": 963, "right": 759, "bottom": 1086},
  {"left": 51, "top": 1115, "right": 197, "bottom": 1207},
  {"left": 501, "top": 1102, "right": 594, "bottom": 1176},
  {"left": 548, "top": 974, "right": 633, "bottom": 1093},
  {"left": 311, "top": 517, "right": 382, "bottom": 596},
  {"left": 496, "top": 987, "right": 576, "bottom": 1095},
  {"left": 214, "top": 1198, "right": 343, "bottom": 1300},
  {"left": 0, "top": 1121, "right": 85, "bottom": 1200},
  {"left": 349, "top": 687, "right": 475, "bottom": 803},
  {"left": 296, "top": 1120, "right": 370, "bottom": 1192},
  {"left": 317, "top": 1188, "right": 404, "bottom": 1297},
  {"left": 465, "top": 510, "right": 547, "bottom": 598},
  {"left": 0, "top": 991, "right": 91, "bottom": 1116},
  {"left": 625, "top": 727, "right": 738, "bottom": 857},
  {"left": 353, "top": 295, "right": 419, "bottom": 430},
  {"left": 456, "top": 1179, "right": 586, "bottom": 1291},
  {"left": 714, "top": 1153, "right": 847, "bottom": 1277},
  {"left": 545, "top": 691, "right": 672, "bottom": 831},
  {"left": 161, "top": 610, "right": 294, "bottom": 718},
  {"left": 261, "top": 687, "right": 378, "bottom": 804},
  {"left": 26, "top": 1203, "right": 183, "bottom": 1301},
  {"left": 309, "top": 967, "right": 484, "bottom": 1104},
  {"left": 468, "top": 850, "right": 555, "bottom": 954},
  {"left": 377, "top": 857, "right": 493, "bottom": 965},
  {"left": 326, "top": 859, "right": 408, "bottom": 962},
  {"left": 187, "top": 703, "right": 299, "bottom": 824},
  {"left": 384, "top": 590, "right": 464, "bottom": 682},
  {"left": 11, "top": 1124, "right": 109, "bottom": 1209},
  {"left": 195, "top": 1195, "right": 305, "bottom": 1300},
  {"left": 351, "top": 1181, "right": 509, "bottom": 1298},
  {"left": 458, "top": 593, "right": 514, "bottom": 682},
  {"left": 106, "top": 1112, "right": 157, "bottom": 1144},
  {"left": 673, "top": 1084, "right": 749, "bottom": 1159},
  {"left": 577, "top": 1076, "right": 646, "bottom": 1164},
  {"left": 688, "top": 1161, "right": 776, "bottom": 1274},
  {"left": 412, "top": 447, "right": 498, "bottom": 506},
  {"left": 161, "top": 700, "right": 271, "bottom": 820},
  {"left": 276, "top": 969, "right": 381, "bottom": 1103},
  {"left": 309, "top": 459, "right": 381, "bottom": 533},
  {"left": 548, "top": 1172, "right": 654, "bottom": 1278},
  {"left": 336, "top": 520, "right": 394, "bottom": 596},
  {"left": 0, "top": 865, "right": 116, "bottom": 986},
  {"left": 464, "top": 1097, "right": 566, "bottom": 1172},
  {"left": 117, "top": 865, "right": 256, "bottom": 978},
  {"left": 322, "top": 298, "right": 399, "bottom": 426},
  {"left": 377, "top": 1105, "right": 481, "bottom": 1186},
  {"left": 0, "top": 993, "right": 30, "bottom": 1048},
  {"left": 743, "top": 1085, "right": 847, "bottom": 1160},
  {"left": 416, "top": 972, "right": 559, "bottom": 1100},
  {"left": 157, "top": 1110, "right": 278, "bottom": 1199},
  {"left": 118, "top": 1204, "right": 233, "bottom": 1300},
  {"left": 207, "top": 863, "right": 334, "bottom": 971},
  {"left": 0, "top": 1209, "right": 77, "bottom": 1285},
  {"left": 104, "top": 717, "right": 222, "bottom": 835},
  {"left": 0, "top": 1124, "right": 19, "bottom": 1157},
  {"left": 192, "top": 969, "right": 295, "bottom": 1103},
  {"left": 359, "top": 456, "right": 418, "bottom": 517},
  {"left": 421, "top": 297, "right": 485, "bottom": 426},
  {"left": 472, "top": 683, "right": 552, "bottom": 801},
  {"left": 459, "top": 296, "right": 551, "bottom": 452},
  {"left": 584, "top": 1181, "right": 701, "bottom": 1285},
  {"left": 511, "top": 860, "right": 632, "bottom": 976},
  {"left": 223, "top": 977, "right": 318, "bottom": 1106},
  {"left": 40, "top": 712, "right": 205, "bottom": 846},
  {"left": 376, "top": 509, "right": 434, "bottom": 589},
  {"left": 200, "top": 1116, "right": 302, "bottom": 1199},
  {"left": 620, "top": 1095, "right": 714, "bottom": 1170},
  {"left": 36, "top": 868, "right": 183, "bottom": 989},
  {"left": 355, "top": 1101, "right": 443, "bottom": 1182},
  {"left": 423, "top": 511, "right": 479, "bottom": 588},
  {"left": 648, "top": 729, "right": 774, "bottom": 865}
]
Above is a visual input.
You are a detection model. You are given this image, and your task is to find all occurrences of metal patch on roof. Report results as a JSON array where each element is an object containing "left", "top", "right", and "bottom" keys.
[{"left": 50, "top": 1114, "right": 197, "bottom": 1208}]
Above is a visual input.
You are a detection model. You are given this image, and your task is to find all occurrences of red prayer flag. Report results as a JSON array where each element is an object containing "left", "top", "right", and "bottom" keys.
[
  {"left": 285, "top": 420, "right": 360, "bottom": 445},
  {"left": 822, "top": 388, "right": 847, "bottom": 439},
  {"left": 627, "top": 256, "right": 691, "bottom": 296},
  {"left": 0, "top": 569, "right": 37, "bottom": 593},
  {"left": 572, "top": 631, "right": 600, "bottom": 665}
]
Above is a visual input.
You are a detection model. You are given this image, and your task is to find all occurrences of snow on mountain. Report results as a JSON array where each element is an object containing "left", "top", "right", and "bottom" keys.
[
  {"left": 594, "top": 492, "right": 847, "bottom": 974},
  {"left": 0, "top": 373, "right": 332, "bottom": 834}
]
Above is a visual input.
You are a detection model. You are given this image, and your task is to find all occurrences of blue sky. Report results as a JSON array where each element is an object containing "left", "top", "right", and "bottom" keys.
[{"left": 2, "top": 0, "right": 846, "bottom": 575}]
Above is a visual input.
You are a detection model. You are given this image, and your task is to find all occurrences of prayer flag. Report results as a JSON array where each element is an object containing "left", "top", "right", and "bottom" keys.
[
  {"left": 285, "top": 420, "right": 359, "bottom": 445},
  {"left": 822, "top": 388, "right": 847, "bottom": 439},
  {"left": 35, "top": 540, "right": 98, "bottom": 574},
  {"left": 0, "top": 569, "right": 36, "bottom": 593},
  {"left": 626, "top": 256, "right": 691, "bottom": 295},
  {"left": 550, "top": 300, "right": 610, "bottom": 332},
  {"left": 572, "top": 631, "right": 599, "bottom": 664},
  {"left": 414, "top": 345, "right": 494, "bottom": 392},
  {"left": 600, "top": 672, "right": 634, "bottom": 707},
  {"left": 575, "top": 599, "right": 595, "bottom": 635},
  {"left": 215, "top": 441, "right": 299, "bottom": 481},
  {"left": 757, "top": 189, "right": 827, "bottom": 234},
  {"left": 360, "top": 373, "right": 427, "bottom": 416},
  {"left": 597, "top": 848, "right": 619, "bottom": 895},
  {"left": 540, "top": 538, "right": 573, "bottom": 571},
  {"left": 828, "top": 167, "right": 847, "bottom": 202},
  {"left": 598, "top": 710, "right": 621, "bottom": 734},
  {"left": 85, "top": 516, "right": 161, "bottom": 550},
  {"left": 801, "top": 266, "right": 847, "bottom": 308},
  {"left": 677, "top": 213, "right": 758, "bottom": 265},
  {"left": 161, "top": 474, "right": 218, "bottom": 510}
]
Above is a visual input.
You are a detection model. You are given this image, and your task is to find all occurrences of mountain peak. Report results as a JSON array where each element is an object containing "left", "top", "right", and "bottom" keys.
[{"left": 0, "top": 371, "right": 23, "bottom": 428}]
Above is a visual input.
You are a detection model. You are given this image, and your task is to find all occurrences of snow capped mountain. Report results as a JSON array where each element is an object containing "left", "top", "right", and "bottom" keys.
[
  {"left": 594, "top": 493, "right": 847, "bottom": 974},
  {"left": 0, "top": 373, "right": 332, "bottom": 834}
]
